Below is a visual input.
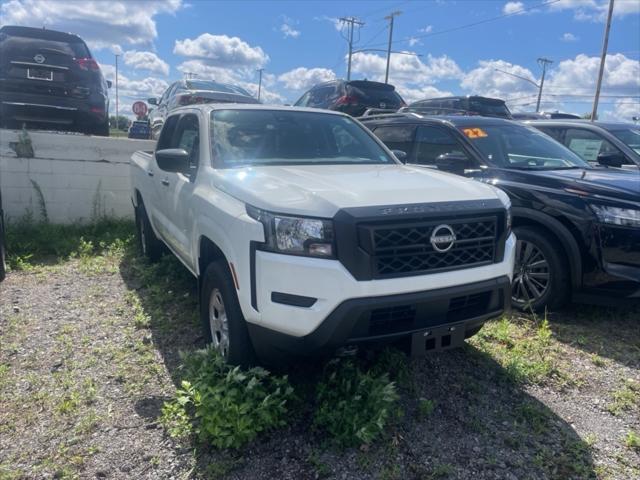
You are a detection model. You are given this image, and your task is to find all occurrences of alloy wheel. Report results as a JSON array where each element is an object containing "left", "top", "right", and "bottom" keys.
[{"left": 512, "top": 239, "right": 550, "bottom": 306}]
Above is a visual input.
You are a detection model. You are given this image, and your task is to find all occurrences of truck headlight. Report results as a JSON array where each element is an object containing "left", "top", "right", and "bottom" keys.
[
  {"left": 590, "top": 204, "right": 640, "bottom": 227},
  {"left": 490, "top": 186, "right": 512, "bottom": 235},
  {"left": 247, "top": 205, "right": 336, "bottom": 258}
]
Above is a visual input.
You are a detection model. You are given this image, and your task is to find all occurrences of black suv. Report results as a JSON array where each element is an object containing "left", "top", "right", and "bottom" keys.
[
  {"left": 0, "top": 26, "right": 111, "bottom": 136},
  {"left": 361, "top": 113, "right": 640, "bottom": 310},
  {"left": 526, "top": 120, "right": 640, "bottom": 170},
  {"left": 407, "top": 95, "right": 512, "bottom": 119},
  {"left": 293, "top": 80, "right": 406, "bottom": 117}
]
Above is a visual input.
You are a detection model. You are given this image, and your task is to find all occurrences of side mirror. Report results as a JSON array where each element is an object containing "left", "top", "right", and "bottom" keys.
[
  {"left": 148, "top": 97, "right": 159, "bottom": 106},
  {"left": 155, "top": 148, "right": 190, "bottom": 173},
  {"left": 435, "top": 153, "right": 474, "bottom": 174},
  {"left": 597, "top": 152, "right": 625, "bottom": 168},
  {"left": 106, "top": 80, "right": 112, "bottom": 89},
  {"left": 391, "top": 150, "right": 407, "bottom": 162}
]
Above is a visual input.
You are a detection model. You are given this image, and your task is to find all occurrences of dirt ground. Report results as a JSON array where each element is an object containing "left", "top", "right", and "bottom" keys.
[{"left": 1, "top": 244, "right": 638, "bottom": 480}]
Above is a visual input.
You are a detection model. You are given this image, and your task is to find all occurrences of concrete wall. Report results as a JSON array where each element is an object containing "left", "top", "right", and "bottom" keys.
[{"left": 0, "top": 129, "right": 155, "bottom": 224}]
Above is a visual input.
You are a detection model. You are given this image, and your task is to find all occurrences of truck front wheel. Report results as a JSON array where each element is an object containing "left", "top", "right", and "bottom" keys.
[
  {"left": 135, "top": 202, "right": 163, "bottom": 262},
  {"left": 200, "top": 260, "right": 256, "bottom": 367}
]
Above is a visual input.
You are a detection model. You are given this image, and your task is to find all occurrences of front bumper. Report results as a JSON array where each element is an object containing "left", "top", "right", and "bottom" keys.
[{"left": 248, "top": 275, "right": 511, "bottom": 357}]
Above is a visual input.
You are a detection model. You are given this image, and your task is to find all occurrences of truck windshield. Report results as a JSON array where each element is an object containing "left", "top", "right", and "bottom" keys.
[
  {"left": 460, "top": 124, "right": 591, "bottom": 170},
  {"left": 211, "top": 109, "right": 395, "bottom": 167},
  {"left": 610, "top": 128, "right": 640, "bottom": 155}
]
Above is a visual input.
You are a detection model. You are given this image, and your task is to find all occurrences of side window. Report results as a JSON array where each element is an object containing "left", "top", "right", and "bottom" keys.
[
  {"left": 414, "top": 126, "right": 472, "bottom": 166},
  {"left": 156, "top": 114, "right": 180, "bottom": 150},
  {"left": 564, "top": 128, "right": 622, "bottom": 162},
  {"left": 372, "top": 125, "right": 416, "bottom": 157},
  {"left": 172, "top": 114, "right": 200, "bottom": 175},
  {"left": 536, "top": 127, "right": 565, "bottom": 143},
  {"left": 294, "top": 91, "right": 311, "bottom": 107},
  {"left": 309, "top": 86, "right": 335, "bottom": 107}
]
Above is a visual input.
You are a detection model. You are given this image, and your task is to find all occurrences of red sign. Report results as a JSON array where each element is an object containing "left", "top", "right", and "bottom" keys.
[{"left": 132, "top": 101, "right": 148, "bottom": 117}]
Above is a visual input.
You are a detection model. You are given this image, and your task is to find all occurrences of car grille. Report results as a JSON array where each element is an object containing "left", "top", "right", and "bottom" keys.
[{"left": 360, "top": 217, "right": 497, "bottom": 278}]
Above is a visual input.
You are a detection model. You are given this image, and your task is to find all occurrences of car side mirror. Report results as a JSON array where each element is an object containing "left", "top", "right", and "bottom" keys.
[
  {"left": 391, "top": 150, "right": 407, "bottom": 162},
  {"left": 106, "top": 80, "right": 112, "bottom": 89},
  {"left": 597, "top": 152, "right": 625, "bottom": 168},
  {"left": 156, "top": 148, "right": 190, "bottom": 173},
  {"left": 148, "top": 97, "right": 159, "bottom": 106},
  {"left": 435, "top": 153, "right": 474, "bottom": 174}
]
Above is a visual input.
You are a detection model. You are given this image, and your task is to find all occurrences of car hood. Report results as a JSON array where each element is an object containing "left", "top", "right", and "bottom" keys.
[
  {"left": 496, "top": 168, "right": 640, "bottom": 202},
  {"left": 213, "top": 164, "right": 501, "bottom": 218}
]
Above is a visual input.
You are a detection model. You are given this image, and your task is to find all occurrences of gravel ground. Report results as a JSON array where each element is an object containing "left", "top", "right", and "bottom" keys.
[{"left": 1, "top": 251, "right": 638, "bottom": 480}]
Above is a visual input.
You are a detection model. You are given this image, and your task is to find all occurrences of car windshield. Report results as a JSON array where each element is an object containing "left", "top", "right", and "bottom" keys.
[
  {"left": 460, "top": 124, "right": 591, "bottom": 170},
  {"left": 186, "top": 80, "right": 252, "bottom": 96},
  {"left": 610, "top": 128, "right": 640, "bottom": 155},
  {"left": 211, "top": 109, "right": 395, "bottom": 167}
]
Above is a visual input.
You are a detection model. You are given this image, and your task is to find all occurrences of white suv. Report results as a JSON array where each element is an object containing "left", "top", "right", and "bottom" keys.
[{"left": 131, "top": 105, "right": 515, "bottom": 365}]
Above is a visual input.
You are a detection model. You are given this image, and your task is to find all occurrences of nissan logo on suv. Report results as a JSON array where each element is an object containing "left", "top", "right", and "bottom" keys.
[
  {"left": 34, "top": 54, "right": 45, "bottom": 64},
  {"left": 430, "top": 224, "right": 457, "bottom": 252}
]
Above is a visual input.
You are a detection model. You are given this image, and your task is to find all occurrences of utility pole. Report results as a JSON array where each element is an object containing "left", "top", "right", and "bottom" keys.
[
  {"left": 257, "top": 68, "right": 264, "bottom": 101},
  {"left": 535, "top": 57, "right": 553, "bottom": 112},
  {"left": 384, "top": 11, "right": 401, "bottom": 84},
  {"left": 340, "top": 16, "right": 364, "bottom": 81},
  {"left": 591, "top": 0, "right": 615, "bottom": 121},
  {"left": 115, "top": 53, "right": 119, "bottom": 129}
]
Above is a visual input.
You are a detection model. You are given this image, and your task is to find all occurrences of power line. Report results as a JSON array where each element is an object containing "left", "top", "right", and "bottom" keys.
[
  {"left": 366, "top": 0, "right": 562, "bottom": 49},
  {"left": 592, "top": 0, "right": 615, "bottom": 121},
  {"left": 339, "top": 16, "right": 365, "bottom": 81},
  {"left": 536, "top": 58, "right": 553, "bottom": 112},
  {"left": 384, "top": 11, "right": 402, "bottom": 84}
]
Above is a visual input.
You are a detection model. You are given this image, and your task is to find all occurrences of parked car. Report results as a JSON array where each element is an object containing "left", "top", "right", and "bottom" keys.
[
  {"left": 526, "top": 120, "right": 640, "bottom": 170},
  {"left": 361, "top": 112, "right": 640, "bottom": 311},
  {"left": 293, "top": 80, "right": 406, "bottom": 117},
  {"left": 0, "top": 25, "right": 111, "bottom": 136},
  {"left": 0, "top": 190, "right": 5, "bottom": 282},
  {"left": 512, "top": 111, "right": 581, "bottom": 120},
  {"left": 130, "top": 105, "right": 515, "bottom": 365},
  {"left": 128, "top": 120, "right": 151, "bottom": 139},
  {"left": 406, "top": 95, "right": 512, "bottom": 119},
  {"left": 148, "top": 79, "right": 259, "bottom": 139}
]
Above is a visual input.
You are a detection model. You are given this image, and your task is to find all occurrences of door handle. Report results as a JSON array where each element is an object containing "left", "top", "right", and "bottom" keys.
[
  {"left": 161, "top": 179, "right": 170, "bottom": 186},
  {"left": 147, "top": 170, "right": 154, "bottom": 177}
]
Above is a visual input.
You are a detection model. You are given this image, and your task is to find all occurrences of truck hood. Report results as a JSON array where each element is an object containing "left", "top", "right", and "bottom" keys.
[{"left": 213, "top": 164, "right": 501, "bottom": 217}]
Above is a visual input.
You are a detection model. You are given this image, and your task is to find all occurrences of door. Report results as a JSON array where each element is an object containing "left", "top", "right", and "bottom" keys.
[
  {"left": 413, "top": 125, "right": 480, "bottom": 175},
  {"left": 157, "top": 113, "right": 201, "bottom": 269}
]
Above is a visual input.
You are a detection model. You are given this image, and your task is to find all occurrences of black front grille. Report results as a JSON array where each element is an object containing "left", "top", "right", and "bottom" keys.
[{"left": 360, "top": 217, "right": 497, "bottom": 278}]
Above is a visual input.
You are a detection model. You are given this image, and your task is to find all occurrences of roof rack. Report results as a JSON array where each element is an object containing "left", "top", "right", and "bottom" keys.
[
  {"left": 398, "top": 106, "right": 478, "bottom": 116},
  {"left": 360, "top": 107, "right": 400, "bottom": 117},
  {"left": 357, "top": 112, "right": 424, "bottom": 122}
]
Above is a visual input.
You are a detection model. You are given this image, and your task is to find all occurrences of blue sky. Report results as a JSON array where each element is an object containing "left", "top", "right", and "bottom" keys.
[{"left": 2, "top": 0, "right": 639, "bottom": 119}]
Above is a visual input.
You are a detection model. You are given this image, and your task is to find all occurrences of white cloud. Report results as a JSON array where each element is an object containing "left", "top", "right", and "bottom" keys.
[
  {"left": 397, "top": 85, "right": 453, "bottom": 104},
  {"left": 503, "top": 1, "right": 526, "bottom": 15},
  {"left": 123, "top": 50, "right": 169, "bottom": 76},
  {"left": 560, "top": 32, "right": 579, "bottom": 42},
  {"left": 100, "top": 64, "right": 169, "bottom": 98},
  {"left": 278, "top": 67, "right": 336, "bottom": 91},
  {"left": 549, "top": 0, "right": 640, "bottom": 21},
  {"left": 280, "top": 16, "right": 301, "bottom": 39},
  {"left": 351, "top": 52, "right": 463, "bottom": 85},
  {"left": 408, "top": 37, "right": 421, "bottom": 47},
  {"left": 0, "top": 0, "right": 182, "bottom": 50},
  {"left": 314, "top": 15, "right": 343, "bottom": 31},
  {"left": 461, "top": 59, "right": 539, "bottom": 100},
  {"left": 418, "top": 25, "right": 433, "bottom": 34},
  {"left": 174, "top": 33, "right": 268, "bottom": 68},
  {"left": 604, "top": 98, "right": 640, "bottom": 122}
]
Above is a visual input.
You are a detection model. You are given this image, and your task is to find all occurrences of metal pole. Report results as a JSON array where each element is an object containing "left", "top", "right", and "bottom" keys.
[
  {"left": 384, "top": 11, "right": 401, "bottom": 84},
  {"left": 257, "top": 68, "right": 264, "bottom": 101},
  {"left": 535, "top": 58, "right": 553, "bottom": 113},
  {"left": 115, "top": 54, "right": 119, "bottom": 129},
  {"left": 591, "top": 0, "right": 615, "bottom": 121},
  {"left": 340, "top": 17, "right": 364, "bottom": 81}
]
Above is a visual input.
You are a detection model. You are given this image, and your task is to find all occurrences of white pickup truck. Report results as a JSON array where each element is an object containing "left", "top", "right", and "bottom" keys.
[{"left": 131, "top": 104, "right": 515, "bottom": 365}]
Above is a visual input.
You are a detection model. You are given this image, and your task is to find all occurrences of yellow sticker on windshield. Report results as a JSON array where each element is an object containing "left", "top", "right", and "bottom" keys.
[{"left": 462, "top": 128, "right": 488, "bottom": 139}]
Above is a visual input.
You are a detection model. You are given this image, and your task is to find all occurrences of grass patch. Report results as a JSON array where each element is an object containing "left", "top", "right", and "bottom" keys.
[
  {"left": 607, "top": 379, "right": 639, "bottom": 416},
  {"left": 313, "top": 358, "right": 400, "bottom": 448},
  {"left": 624, "top": 431, "right": 640, "bottom": 451},
  {"left": 470, "top": 315, "right": 570, "bottom": 385},
  {"left": 160, "top": 348, "right": 294, "bottom": 449},
  {"left": 5, "top": 218, "right": 134, "bottom": 270}
]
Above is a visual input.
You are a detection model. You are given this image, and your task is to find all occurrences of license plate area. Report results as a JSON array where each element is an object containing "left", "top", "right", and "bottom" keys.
[
  {"left": 410, "top": 322, "right": 466, "bottom": 356},
  {"left": 27, "top": 68, "right": 53, "bottom": 81}
]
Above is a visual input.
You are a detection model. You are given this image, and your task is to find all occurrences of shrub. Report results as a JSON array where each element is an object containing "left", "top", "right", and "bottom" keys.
[
  {"left": 160, "top": 348, "right": 294, "bottom": 449},
  {"left": 313, "top": 359, "right": 400, "bottom": 447}
]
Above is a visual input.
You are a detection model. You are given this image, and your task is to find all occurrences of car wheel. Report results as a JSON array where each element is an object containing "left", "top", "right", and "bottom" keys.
[
  {"left": 200, "top": 259, "right": 256, "bottom": 367},
  {"left": 511, "top": 226, "right": 569, "bottom": 312},
  {"left": 95, "top": 120, "right": 110, "bottom": 137},
  {"left": 135, "top": 202, "right": 163, "bottom": 262}
]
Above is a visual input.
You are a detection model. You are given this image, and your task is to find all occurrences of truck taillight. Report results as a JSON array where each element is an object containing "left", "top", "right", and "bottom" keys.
[
  {"left": 75, "top": 57, "right": 100, "bottom": 71},
  {"left": 335, "top": 95, "right": 357, "bottom": 106}
]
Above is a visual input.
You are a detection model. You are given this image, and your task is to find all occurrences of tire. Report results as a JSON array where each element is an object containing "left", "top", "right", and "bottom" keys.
[
  {"left": 511, "top": 226, "right": 569, "bottom": 312},
  {"left": 135, "top": 202, "right": 163, "bottom": 262},
  {"left": 200, "top": 259, "right": 256, "bottom": 367},
  {"left": 94, "top": 121, "right": 110, "bottom": 137}
]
